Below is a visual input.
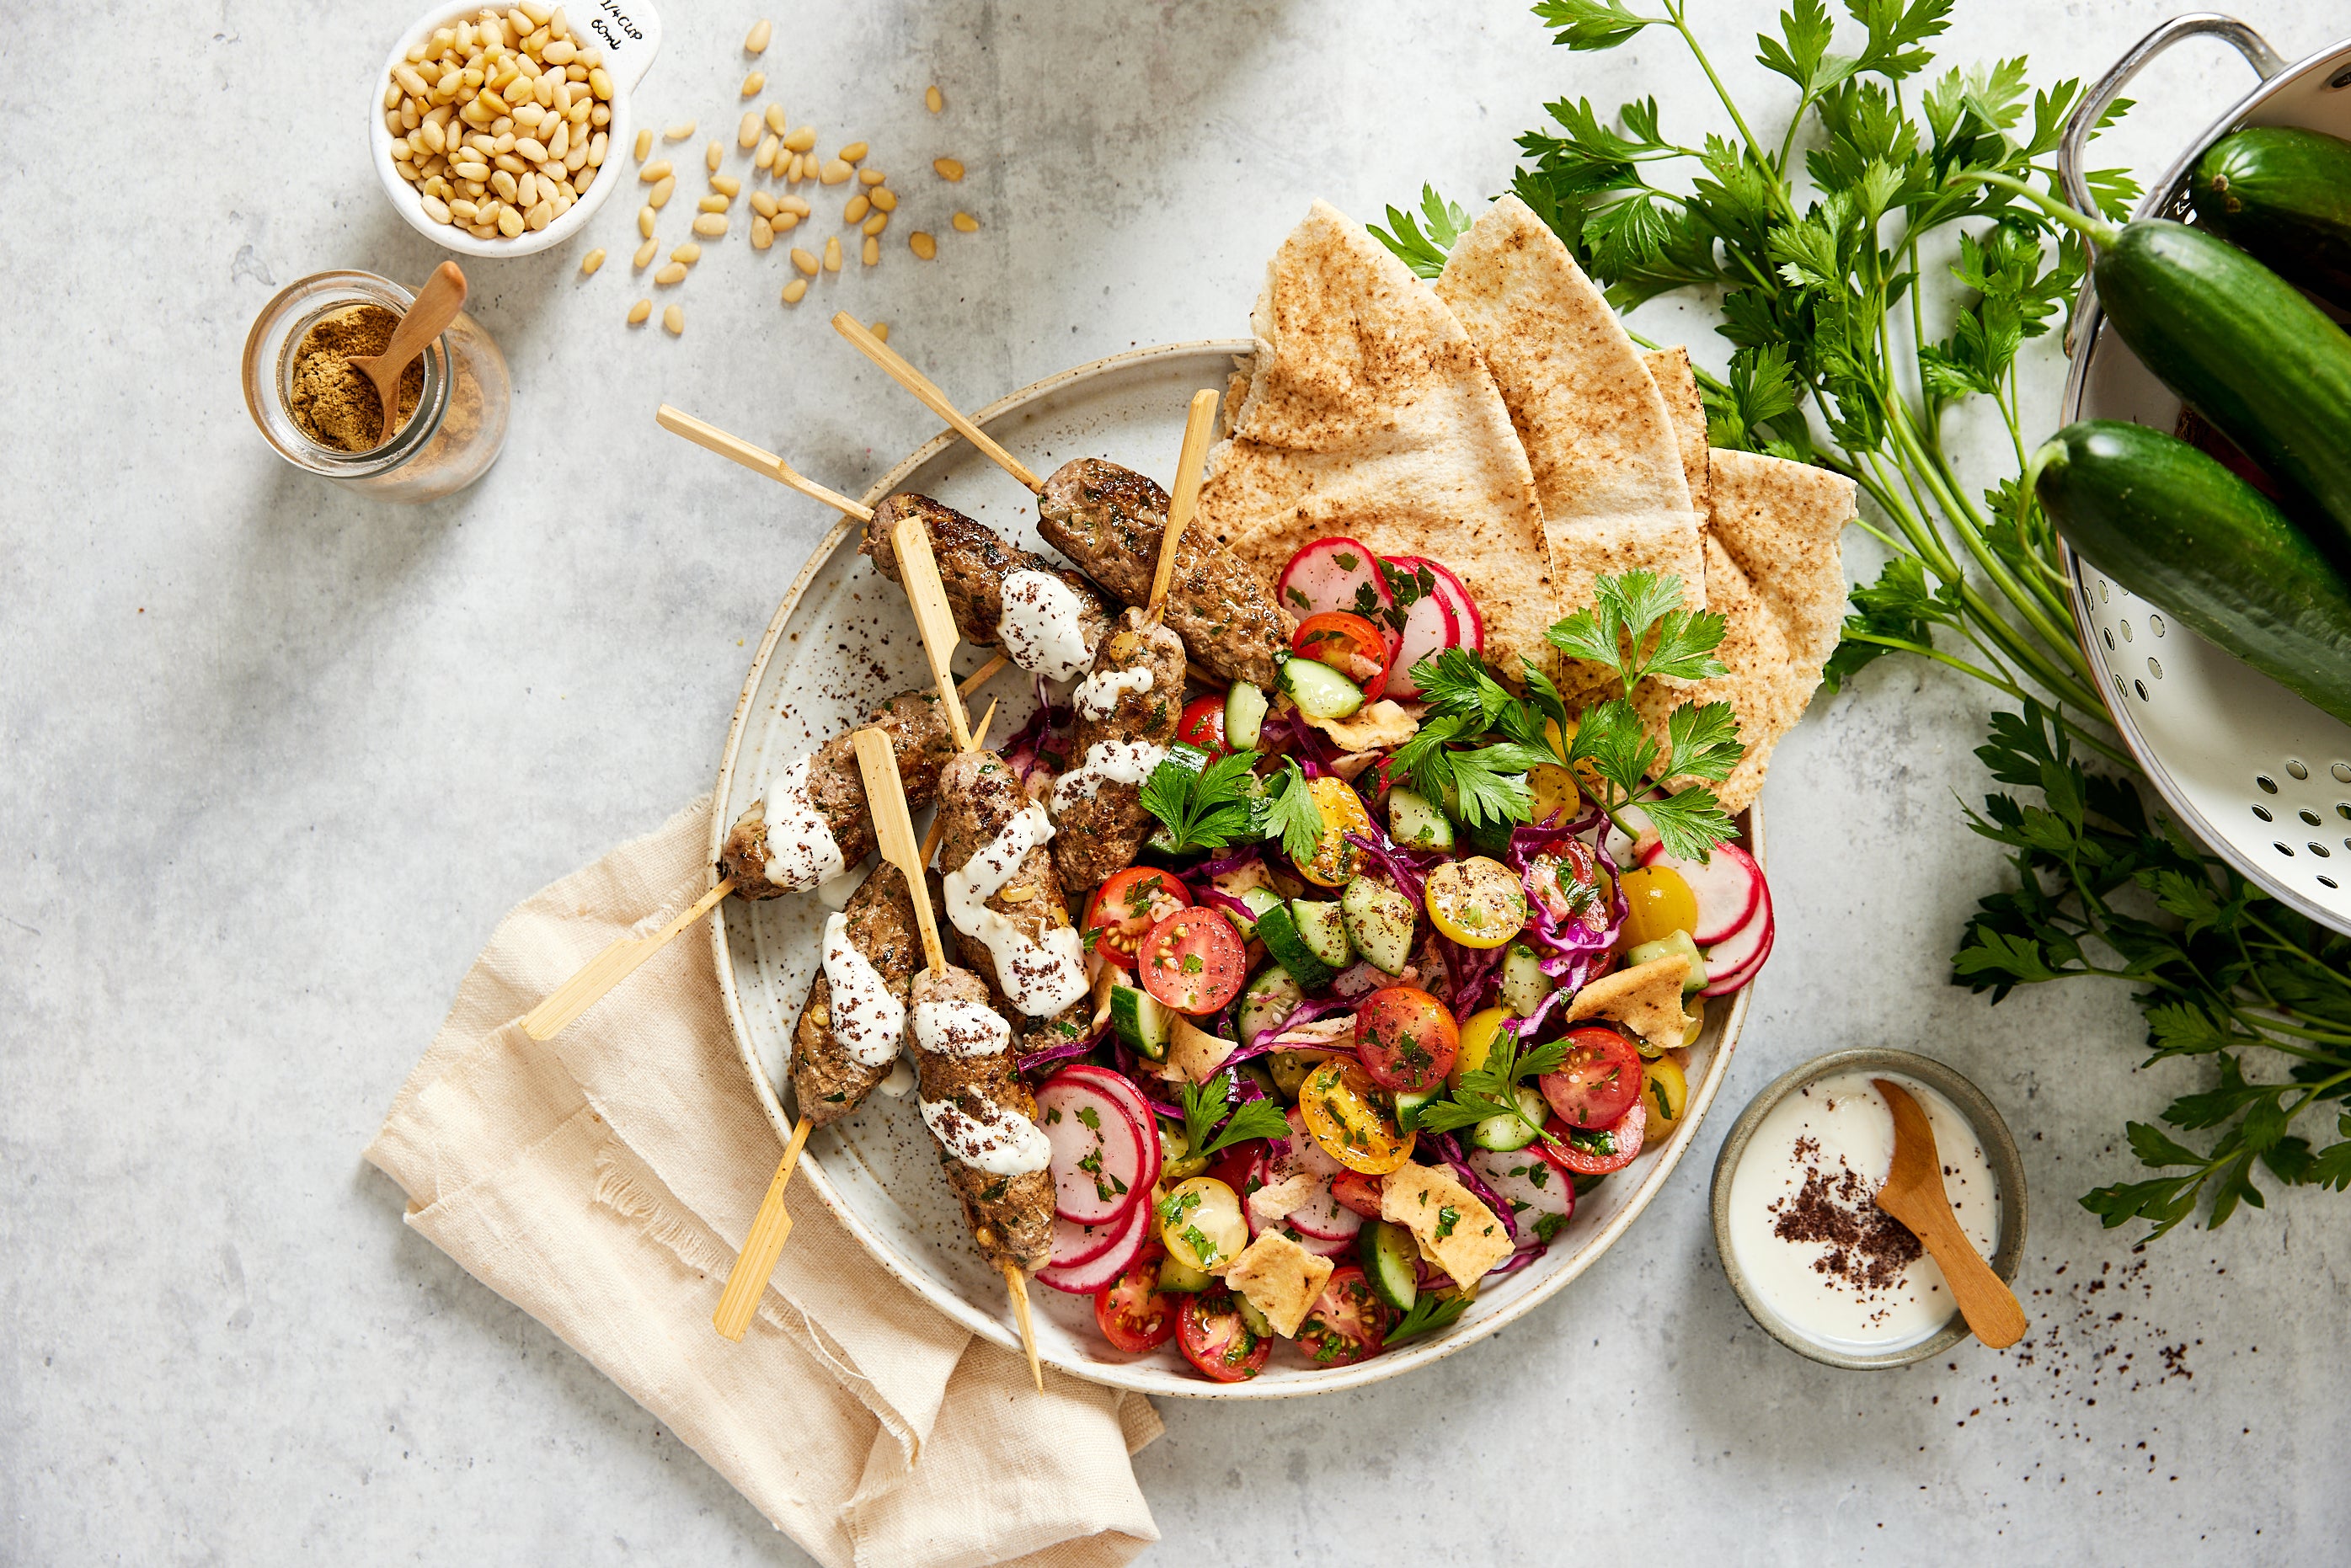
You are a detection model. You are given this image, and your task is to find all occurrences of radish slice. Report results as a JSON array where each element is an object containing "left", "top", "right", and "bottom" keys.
[
  {"left": 1277, "top": 1107, "right": 1346, "bottom": 1180},
  {"left": 1466, "top": 1146, "right": 1574, "bottom": 1240},
  {"left": 1382, "top": 582, "right": 1458, "bottom": 698},
  {"left": 1035, "top": 1193, "right": 1153, "bottom": 1293},
  {"left": 1035, "top": 1076, "right": 1149, "bottom": 1224},
  {"left": 1048, "top": 1211, "right": 1126, "bottom": 1271},
  {"left": 1276, "top": 537, "right": 1394, "bottom": 626},
  {"left": 1280, "top": 1176, "right": 1364, "bottom": 1241},
  {"left": 1285, "top": 1226, "right": 1358, "bottom": 1258},
  {"left": 1048, "top": 1064, "right": 1164, "bottom": 1194},
  {"left": 1600, "top": 803, "right": 1655, "bottom": 868},
  {"left": 1699, "top": 891, "right": 1774, "bottom": 997},
  {"left": 1394, "top": 556, "right": 1483, "bottom": 654},
  {"left": 1639, "top": 840, "right": 1765, "bottom": 946}
]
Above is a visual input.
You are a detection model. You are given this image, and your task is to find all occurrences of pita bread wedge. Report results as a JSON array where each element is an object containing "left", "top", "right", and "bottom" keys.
[
  {"left": 1635, "top": 449, "right": 1853, "bottom": 813},
  {"left": 1642, "top": 346, "right": 1711, "bottom": 523},
  {"left": 1435, "top": 196, "right": 1707, "bottom": 685},
  {"left": 1198, "top": 200, "right": 1559, "bottom": 678}
]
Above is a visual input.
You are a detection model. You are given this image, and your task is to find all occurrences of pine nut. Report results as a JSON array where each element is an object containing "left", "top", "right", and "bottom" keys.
[
  {"left": 778, "top": 194, "right": 810, "bottom": 216},
  {"left": 932, "top": 157, "right": 964, "bottom": 181},
  {"left": 863, "top": 211, "right": 888, "bottom": 236},
  {"left": 671, "top": 243, "right": 702, "bottom": 264},
  {"left": 639, "top": 159, "right": 671, "bottom": 183},
  {"left": 783, "top": 125, "right": 816, "bottom": 152},
  {"left": 823, "top": 235, "right": 842, "bottom": 271},
  {"left": 698, "top": 194, "right": 729, "bottom": 213},
  {"left": 839, "top": 141, "right": 868, "bottom": 163},
  {"left": 765, "top": 103, "right": 788, "bottom": 134},
  {"left": 782, "top": 278, "right": 808, "bottom": 304},
  {"left": 706, "top": 139, "right": 723, "bottom": 172},
  {"left": 750, "top": 190, "right": 778, "bottom": 218},
  {"left": 872, "top": 322, "right": 890, "bottom": 342},
  {"left": 589, "top": 67, "right": 613, "bottom": 99},
  {"left": 710, "top": 173, "right": 740, "bottom": 196},
  {"left": 580, "top": 247, "right": 606, "bottom": 275},
  {"left": 752, "top": 216, "right": 774, "bottom": 249},
  {"left": 633, "top": 237, "right": 658, "bottom": 268},
  {"left": 820, "top": 158, "right": 852, "bottom": 184},
  {"left": 745, "top": 18, "right": 772, "bottom": 52},
  {"left": 527, "top": 199, "right": 553, "bottom": 230},
  {"left": 639, "top": 204, "right": 656, "bottom": 237},
  {"left": 785, "top": 153, "right": 805, "bottom": 181},
  {"left": 741, "top": 72, "right": 765, "bottom": 96},
  {"left": 773, "top": 211, "right": 799, "bottom": 232},
  {"left": 859, "top": 168, "right": 886, "bottom": 186},
  {"left": 492, "top": 168, "right": 520, "bottom": 201},
  {"left": 845, "top": 194, "right": 870, "bottom": 223},
  {"left": 756, "top": 134, "right": 778, "bottom": 170},
  {"left": 925, "top": 85, "right": 943, "bottom": 113},
  {"left": 952, "top": 211, "right": 979, "bottom": 232},
  {"left": 649, "top": 175, "right": 675, "bottom": 208},
  {"left": 694, "top": 212, "right": 729, "bottom": 237},
  {"left": 790, "top": 247, "right": 819, "bottom": 276},
  {"left": 497, "top": 205, "right": 526, "bottom": 237},
  {"left": 869, "top": 187, "right": 897, "bottom": 212},
  {"left": 739, "top": 110, "right": 762, "bottom": 149},
  {"left": 862, "top": 235, "right": 880, "bottom": 266},
  {"left": 664, "top": 305, "right": 683, "bottom": 334},
  {"left": 663, "top": 121, "right": 695, "bottom": 141},
  {"left": 656, "top": 261, "right": 687, "bottom": 285},
  {"left": 420, "top": 194, "right": 453, "bottom": 224},
  {"left": 910, "top": 230, "right": 937, "bottom": 259}
]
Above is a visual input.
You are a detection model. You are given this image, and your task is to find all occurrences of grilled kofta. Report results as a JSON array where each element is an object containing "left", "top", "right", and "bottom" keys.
[
  {"left": 908, "top": 963, "right": 1055, "bottom": 1272},
  {"left": 1049, "top": 607, "right": 1189, "bottom": 897},
  {"left": 789, "top": 861, "right": 944, "bottom": 1127},
  {"left": 863, "top": 493, "right": 1118, "bottom": 682},
  {"left": 932, "top": 749, "right": 1093, "bottom": 1026},
  {"left": 1036, "top": 457, "right": 1294, "bottom": 689},
  {"left": 719, "top": 691, "right": 955, "bottom": 898}
]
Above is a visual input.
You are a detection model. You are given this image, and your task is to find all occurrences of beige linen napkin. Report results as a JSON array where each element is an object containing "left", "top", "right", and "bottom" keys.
[{"left": 365, "top": 797, "right": 1162, "bottom": 1568}]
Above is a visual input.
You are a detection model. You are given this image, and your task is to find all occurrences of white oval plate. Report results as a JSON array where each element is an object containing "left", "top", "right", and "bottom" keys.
[{"left": 707, "top": 340, "right": 1759, "bottom": 1398}]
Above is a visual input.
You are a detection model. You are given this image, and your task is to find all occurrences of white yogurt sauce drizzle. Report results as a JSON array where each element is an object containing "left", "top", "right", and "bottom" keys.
[
  {"left": 1050, "top": 739, "right": 1167, "bottom": 811},
  {"left": 995, "top": 570, "right": 1095, "bottom": 682},
  {"left": 943, "top": 803, "right": 1090, "bottom": 1016},
  {"left": 1725, "top": 1071, "right": 2001, "bottom": 1352},
  {"left": 920, "top": 1093, "right": 1052, "bottom": 1176},
  {"left": 1075, "top": 664, "right": 1153, "bottom": 722},
  {"left": 913, "top": 998, "right": 1013, "bottom": 1059},
  {"left": 760, "top": 753, "right": 847, "bottom": 890},
  {"left": 820, "top": 913, "right": 904, "bottom": 1068}
]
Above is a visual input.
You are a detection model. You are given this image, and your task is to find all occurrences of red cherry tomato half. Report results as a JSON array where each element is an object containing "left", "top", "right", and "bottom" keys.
[
  {"left": 1538, "top": 1099, "right": 1648, "bottom": 1176},
  {"left": 1295, "top": 1265, "right": 1394, "bottom": 1368},
  {"left": 1178, "top": 1289, "right": 1273, "bottom": 1382},
  {"left": 1354, "top": 985, "right": 1460, "bottom": 1092},
  {"left": 1292, "top": 611, "right": 1392, "bottom": 701},
  {"left": 1082, "top": 867, "right": 1192, "bottom": 973},
  {"left": 1330, "top": 1170, "right": 1386, "bottom": 1219},
  {"left": 1139, "top": 907, "right": 1248, "bottom": 1016},
  {"left": 1538, "top": 1024, "right": 1644, "bottom": 1128},
  {"left": 1094, "top": 1257, "right": 1180, "bottom": 1352},
  {"left": 1207, "top": 1144, "right": 1266, "bottom": 1211},
  {"left": 1177, "top": 694, "right": 1229, "bottom": 756}
]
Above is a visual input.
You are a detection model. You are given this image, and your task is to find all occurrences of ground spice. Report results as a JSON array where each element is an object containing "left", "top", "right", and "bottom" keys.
[
  {"left": 1771, "top": 1155, "right": 1921, "bottom": 1293},
  {"left": 286, "top": 304, "right": 423, "bottom": 451}
]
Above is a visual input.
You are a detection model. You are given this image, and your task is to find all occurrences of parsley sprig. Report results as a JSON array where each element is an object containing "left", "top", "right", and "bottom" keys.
[
  {"left": 1181, "top": 1071, "right": 1293, "bottom": 1161},
  {"left": 1384, "top": 1288, "right": 1473, "bottom": 1345},
  {"left": 1140, "top": 746, "right": 1260, "bottom": 854},
  {"left": 1254, "top": 759, "right": 1327, "bottom": 864},
  {"left": 1415, "top": 1023, "right": 1568, "bottom": 1147}
]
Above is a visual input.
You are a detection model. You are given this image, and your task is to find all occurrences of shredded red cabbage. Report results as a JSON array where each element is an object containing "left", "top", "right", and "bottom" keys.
[
  {"left": 1016, "top": 1028, "right": 1103, "bottom": 1077},
  {"left": 1342, "top": 829, "right": 1433, "bottom": 908},
  {"left": 1190, "top": 885, "right": 1261, "bottom": 930},
  {"left": 1187, "top": 845, "right": 1268, "bottom": 882},
  {"left": 1260, "top": 711, "right": 1338, "bottom": 778},
  {"left": 1486, "top": 1237, "right": 1546, "bottom": 1277},
  {"left": 1001, "top": 694, "right": 1074, "bottom": 791},
  {"left": 1438, "top": 936, "right": 1508, "bottom": 1016},
  {"left": 1504, "top": 818, "right": 1627, "bottom": 1001}
]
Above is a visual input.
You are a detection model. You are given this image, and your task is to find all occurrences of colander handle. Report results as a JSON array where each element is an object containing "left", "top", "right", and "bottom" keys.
[{"left": 2058, "top": 13, "right": 2286, "bottom": 221}]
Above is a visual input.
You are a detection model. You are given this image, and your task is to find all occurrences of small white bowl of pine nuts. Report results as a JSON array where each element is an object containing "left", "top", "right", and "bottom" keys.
[{"left": 372, "top": 0, "right": 664, "bottom": 259}]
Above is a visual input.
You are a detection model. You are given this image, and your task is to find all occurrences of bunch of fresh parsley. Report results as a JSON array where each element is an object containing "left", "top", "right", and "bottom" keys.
[
  {"left": 1139, "top": 747, "right": 1328, "bottom": 862},
  {"left": 1376, "top": 0, "right": 2351, "bottom": 1239}
]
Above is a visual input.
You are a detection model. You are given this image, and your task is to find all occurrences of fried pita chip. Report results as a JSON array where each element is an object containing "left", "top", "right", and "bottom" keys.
[
  {"left": 1198, "top": 200, "right": 1559, "bottom": 678},
  {"left": 1564, "top": 952, "right": 1695, "bottom": 1053}
]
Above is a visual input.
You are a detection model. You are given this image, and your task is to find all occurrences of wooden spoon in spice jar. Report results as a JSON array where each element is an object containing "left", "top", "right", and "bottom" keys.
[
  {"left": 1871, "top": 1078, "right": 2026, "bottom": 1349},
  {"left": 348, "top": 260, "right": 467, "bottom": 451}
]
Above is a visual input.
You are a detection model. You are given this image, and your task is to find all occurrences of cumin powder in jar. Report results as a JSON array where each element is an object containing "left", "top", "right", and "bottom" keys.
[{"left": 287, "top": 305, "right": 425, "bottom": 451}]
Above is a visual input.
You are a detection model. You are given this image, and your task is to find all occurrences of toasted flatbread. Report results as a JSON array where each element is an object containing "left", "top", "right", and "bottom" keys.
[
  {"left": 1642, "top": 346, "right": 1711, "bottom": 524},
  {"left": 1636, "top": 449, "right": 1853, "bottom": 813},
  {"left": 1198, "top": 200, "right": 1559, "bottom": 678}
]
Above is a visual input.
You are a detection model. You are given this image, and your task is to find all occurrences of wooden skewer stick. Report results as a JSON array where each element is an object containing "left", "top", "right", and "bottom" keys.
[
  {"left": 656, "top": 403, "right": 877, "bottom": 521},
  {"left": 522, "top": 876, "right": 735, "bottom": 1041},
  {"left": 711, "top": 1115, "right": 811, "bottom": 1341},
  {"left": 892, "top": 515, "right": 975, "bottom": 753},
  {"left": 1148, "top": 389, "right": 1222, "bottom": 624},
  {"left": 831, "top": 313, "right": 1045, "bottom": 494},
  {"left": 917, "top": 698, "right": 995, "bottom": 870},
  {"left": 853, "top": 729, "right": 1044, "bottom": 1389}
]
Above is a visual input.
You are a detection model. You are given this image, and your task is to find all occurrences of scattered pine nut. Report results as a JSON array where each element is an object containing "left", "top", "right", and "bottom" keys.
[
  {"left": 698, "top": 194, "right": 730, "bottom": 213},
  {"left": 790, "top": 246, "right": 819, "bottom": 276},
  {"left": 739, "top": 110, "right": 762, "bottom": 149},
  {"left": 863, "top": 211, "right": 888, "bottom": 236},
  {"left": 671, "top": 243, "right": 703, "bottom": 264},
  {"left": 655, "top": 261, "right": 687, "bottom": 285},
  {"left": 743, "top": 72, "right": 766, "bottom": 97},
  {"left": 778, "top": 194, "right": 811, "bottom": 217},
  {"left": 820, "top": 158, "right": 852, "bottom": 184},
  {"left": 633, "top": 237, "right": 659, "bottom": 268},
  {"left": 639, "top": 159, "right": 673, "bottom": 183},
  {"left": 628, "top": 297, "right": 652, "bottom": 324},
  {"left": 694, "top": 212, "right": 729, "bottom": 237},
  {"left": 580, "top": 247, "right": 606, "bottom": 275},
  {"left": 751, "top": 190, "right": 779, "bottom": 217},
  {"left": 639, "top": 205, "right": 657, "bottom": 237},
  {"left": 663, "top": 304, "right": 683, "bottom": 334},
  {"left": 785, "top": 153, "right": 806, "bottom": 182},
  {"left": 839, "top": 141, "right": 868, "bottom": 163},
  {"left": 633, "top": 128, "right": 653, "bottom": 162},
  {"left": 845, "top": 194, "right": 870, "bottom": 223},
  {"left": 649, "top": 175, "right": 676, "bottom": 208},
  {"left": 773, "top": 211, "right": 800, "bottom": 232},
  {"left": 910, "top": 230, "right": 938, "bottom": 259},
  {"left": 765, "top": 104, "right": 788, "bottom": 135},
  {"left": 756, "top": 134, "right": 779, "bottom": 169},
  {"left": 925, "top": 85, "right": 943, "bottom": 113},
  {"left": 869, "top": 187, "right": 897, "bottom": 212},
  {"left": 783, "top": 125, "right": 817, "bottom": 152},
  {"left": 706, "top": 140, "right": 723, "bottom": 172},
  {"left": 862, "top": 235, "right": 880, "bottom": 266},
  {"left": 952, "top": 211, "right": 979, "bottom": 232},
  {"left": 745, "top": 18, "right": 772, "bottom": 52},
  {"left": 858, "top": 168, "right": 886, "bottom": 186},
  {"left": 711, "top": 174, "right": 741, "bottom": 196},
  {"left": 663, "top": 122, "right": 696, "bottom": 141},
  {"left": 823, "top": 235, "right": 842, "bottom": 271},
  {"left": 932, "top": 157, "right": 964, "bottom": 181},
  {"left": 752, "top": 216, "right": 774, "bottom": 249},
  {"left": 783, "top": 278, "right": 809, "bottom": 304}
]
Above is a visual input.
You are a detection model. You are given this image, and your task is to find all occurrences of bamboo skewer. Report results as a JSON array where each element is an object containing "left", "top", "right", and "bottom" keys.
[
  {"left": 657, "top": 404, "right": 876, "bottom": 520},
  {"left": 891, "top": 515, "right": 975, "bottom": 753},
  {"left": 831, "top": 313, "right": 1044, "bottom": 493},
  {"left": 1147, "top": 389, "right": 1221, "bottom": 623},
  {"left": 523, "top": 877, "right": 735, "bottom": 1041},
  {"left": 855, "top": 728, "right": 1045, "bottom": 1390},
  {"left": 711, "top": 1116, "right": 811, "bottom": 1341}
]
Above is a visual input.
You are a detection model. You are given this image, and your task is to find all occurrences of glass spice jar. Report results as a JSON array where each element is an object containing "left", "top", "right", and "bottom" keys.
[{"left": 241, "top": 268, "right": 510, "bottom": 502}]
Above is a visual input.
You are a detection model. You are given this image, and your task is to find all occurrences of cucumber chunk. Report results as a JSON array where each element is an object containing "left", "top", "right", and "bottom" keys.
[
  {"left": 1224, "top": 680, "right": 1269, "bottom": 750},
  {"left": 1253, "top": 904, "right": 1338, "bottom": 991},
  {"left": 1339, "top": 877, "right": 1418, "bottom": 976},
  {"left": 1392, "top": 1085, "right": 1441, "bottom": 1133},
  {"left": 1387, "top": 786, "right": 1455, "bottom": 851},
  {"left": 1467, "top": 1084, "right": 1550, "bottom": 1152},
  {"left": 1626, "top": 929, "right": 1706, "bottom": 995},
  {"left": 1158, "top": 1253, "right": 1213, "bottom": 1294},
  {"left": 1110, "top": 983, "right": 1173, "bottom": 1060},
  {"left": 1234, "top": 1293, "right": 1274, "bottom": 1339},
  {"left": 1360, "top": 1219, "right": 1420, "bottom": 1312},
  {"left": 1239, "top": 964, "right": 1306, "bottom": 1046},
  {"left": 1280, "top": 656, "right": 1365, "bottom": 721},
  {"left": 1223, "top": 883, "right": 1284, "bottom": 943},
  {"left": 1499, "top": 941, "right": 1553, "bottom": 1018},
  {"left": 1290, "top": 899, "right": 1354, "bottom": 970}
]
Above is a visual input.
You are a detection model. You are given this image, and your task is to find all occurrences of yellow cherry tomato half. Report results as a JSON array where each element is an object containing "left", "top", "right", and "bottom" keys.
[
  {"left": 1157, "top": 1176, "right": 1249, "bottom": 1272},
  {"left": 1451, "top": 1005, "right": 1510, "bottom": 1090},
  {"left": 1618, "top": 864, "right": 1699, "bottom": 948},
  {"left": 1642, "top": 1054, "right": 1689, "bottom": 1137},
  {"left": 1680, "top": 993, "right": 1707, "bottom": 1049},
  {"left": 1296, "top": 776, "right": 1373, "bottom": 887},
  {"left": 1298, "top": 1059, "right": 1416, "bottom": 1175},
  {"left": 1424, "top": 856, "right": 1529, "bottom": 949},
  {"left": 1528, "top": 719, "right": 1581, "bottom": 825}
]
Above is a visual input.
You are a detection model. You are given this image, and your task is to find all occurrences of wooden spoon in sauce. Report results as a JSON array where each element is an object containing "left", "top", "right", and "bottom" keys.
[
  {"left": 1871, "top": 1078, "right": 2026, "bottom": 1349},
  {"left": 349, "top": 260, "right": 467, "bottom": 450}
]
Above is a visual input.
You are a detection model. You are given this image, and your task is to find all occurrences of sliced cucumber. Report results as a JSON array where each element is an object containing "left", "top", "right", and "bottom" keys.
[
  {"left": 1360, "top": 1219, "right": 1420, "bottom": 1312},
  {"left": 1252, "top": 904, "right": 1338, "bottom": 991},
  {"left": 1224, "top": 680, "right": 1269, "bottom": 750},
  {"left": 1387, "top": 786, "right": 1455, "bottom": 851},
  {"left": 1239, "top": 963, "right": 1306, "bottom": 1046},
  {"left": 1392, "top": 1085, "right": 1442, "bottom": 1133},
  {"left": 1224, "top": 884, "right": 1284, "bottom": 943},
  {"left": 1626, "top": 929, "right": 1705, "bottom": 995},
  {"left": 1158, "top": 1254, "right": 1213, "bottom": 1294},
  {"left": 1340, "top": 877, "right": 1418, "bottom": 976},
  {"left": 1499, "top": 941, "right": 1553, "bottom": 1018},
  {"left": 1290, "top": 899, "right": 1354, "bottom": 971},
  {"left": 1110, "top": 983, "right": 1173, "bottom": 1060},
  {"left": 1234, "top": 1292, "right": 1274, "bottom": 1339},
  {"left": 1467, "top": 1084, "right": 1550, "bottom": 1152},
  {"left": 1280, "top": 656, "right": 1365, "bottom": 721}
]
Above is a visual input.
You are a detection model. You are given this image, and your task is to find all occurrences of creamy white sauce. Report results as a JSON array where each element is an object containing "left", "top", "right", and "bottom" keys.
[
  {"left": 920, "top": 1093, "right": 1052, "bottom": 1176},
  {"left": 943, "top": 803, "right": 1091, "bottom": 1016},
  {"left": 995, "top": 570, "right": 1094, "bottom": 681},
  {"left": 1725, "top": 1071, "right": 2001, "bottom": 1352},
  {"left": 1050, "top": 739, "right": 1167, "bottom": 810},
  {"left": 912, "top": 998, "right": 1013, "bottom": 1059},
  {"left": 1075, "top": 664, "right": 1154, "bottom": 721},
  {"left": 815, "top": 864, "right": 865, "bottom": 910},
  {"left": 820, "top": 913, "right": 904, "bottom": 1068},
  {"left": 876, "top": 1059, "right": 915, "bottom": 1097},
  {"left": 760, "top": 754, "right": 847, "bottom": 891}
]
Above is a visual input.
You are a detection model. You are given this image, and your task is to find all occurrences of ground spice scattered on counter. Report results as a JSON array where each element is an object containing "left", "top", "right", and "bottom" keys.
[{"left": 287, "top": 305, "right": 421, "bottom": 451}]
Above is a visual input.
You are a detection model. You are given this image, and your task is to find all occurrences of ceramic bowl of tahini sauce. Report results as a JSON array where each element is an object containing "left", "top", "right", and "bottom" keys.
[{"left": 1711, "top": 1049, "right": 2027, "bottom": 1369}]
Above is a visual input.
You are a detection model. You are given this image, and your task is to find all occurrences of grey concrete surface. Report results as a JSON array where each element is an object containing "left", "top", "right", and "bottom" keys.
[{"left": 5, "top": 0, "right": 2347, "bottom": 1562}]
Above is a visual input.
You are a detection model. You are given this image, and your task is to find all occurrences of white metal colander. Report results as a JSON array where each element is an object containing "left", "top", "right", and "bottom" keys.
[{"left": 2057, "top": 13, "right": 2351, "bottom": 934}]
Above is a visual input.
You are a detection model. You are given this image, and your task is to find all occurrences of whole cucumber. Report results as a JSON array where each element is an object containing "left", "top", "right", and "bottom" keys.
[
  {"left": 2190, "top": 126, "right": 2351, "bottom": 311},
  {"left": 2092, "top": 219, "right": 2351, "bottom": 561},
  {"left": 2031, "top": 420, "right": 2351, "bottom": 726}
]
